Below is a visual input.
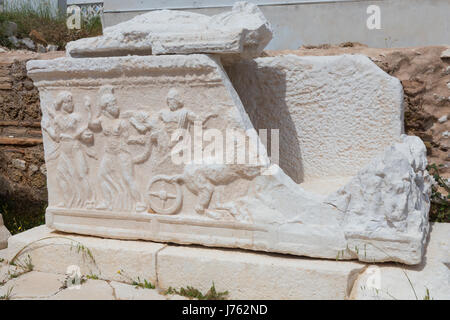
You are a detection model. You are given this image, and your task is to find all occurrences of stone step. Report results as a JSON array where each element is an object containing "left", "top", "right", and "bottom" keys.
[
  {"left": 4, "top": 225, "right": 364, "bottom": 299},
  {"left": 4, "top": 223, "right": 449, "bottom": 300},
  {"left": 0, "top": 269, "right": 183, "bottom": 300}
]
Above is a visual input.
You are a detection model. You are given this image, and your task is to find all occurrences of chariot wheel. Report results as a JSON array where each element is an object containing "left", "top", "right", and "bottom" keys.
[{"left": 147, "top": 175, "right": 182, "bottom": 214}]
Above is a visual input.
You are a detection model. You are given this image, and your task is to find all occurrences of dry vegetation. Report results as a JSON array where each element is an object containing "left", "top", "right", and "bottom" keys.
[{"left": 0, "top": 2, "right": 102, "bottom": 50}]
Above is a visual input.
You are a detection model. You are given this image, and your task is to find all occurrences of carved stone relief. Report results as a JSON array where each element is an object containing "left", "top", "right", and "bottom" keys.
[
  {"left": 27, "top": 4, "right": 431, "bottom": 265},
  {"left": 40, "top": 79, "right": 260, "bottom": 223}
]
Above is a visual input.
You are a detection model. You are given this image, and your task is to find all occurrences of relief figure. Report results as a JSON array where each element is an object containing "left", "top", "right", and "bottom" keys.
[
  {"left": 42, "top": 91, "right": 96, "bottom": 208},
  {"left": 87, "top": 86, "right": 150, "bottom": 212},
  {"left": 157, "top": 88, "right": 217, "bottom": 163}
]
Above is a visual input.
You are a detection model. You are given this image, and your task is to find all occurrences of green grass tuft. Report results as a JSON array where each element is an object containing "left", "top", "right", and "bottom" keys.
[
  {"left": 0, "top": 201, "right": 46, "bottom": 235},
  {"left": 165, "top": 283, "right": 229, "bottom": 300},
  {"left": 132, "top": 278, "right": 156, "bottom": 290},
  {"left": 0, "top": 1, "right": 102, "bottom": 50},
  {"left": 0, "top": 286, "right": 14, "bottom": 300},
  {"left": 427, "top": 164, "right": 450, "bottom": 223}
]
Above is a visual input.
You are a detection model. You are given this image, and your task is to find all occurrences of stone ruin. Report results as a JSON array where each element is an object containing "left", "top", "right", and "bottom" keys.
[
  {"left": 23, "top": 2, "right": 431, "bottom": 265},
  {"left": 0, "top": 213, "right": 10, "bottom": 249}
]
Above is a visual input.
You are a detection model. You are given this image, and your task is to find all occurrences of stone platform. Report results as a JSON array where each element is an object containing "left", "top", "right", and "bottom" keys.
[{"left": 1, "top": 223, "right": 448, "bottom": 300}]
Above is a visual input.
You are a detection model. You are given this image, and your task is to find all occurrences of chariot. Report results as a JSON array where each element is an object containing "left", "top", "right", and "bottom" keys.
[{"left": 146, "top": 175, "right": 183, "bottom": 214}]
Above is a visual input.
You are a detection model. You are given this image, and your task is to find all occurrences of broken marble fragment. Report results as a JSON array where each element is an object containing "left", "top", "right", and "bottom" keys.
[
  {"left": 66, "top": 2, "right": 272, "bottom": 60},
  {"left": 327, "top": 135, "right": 431, "bottom": 264},
  {"left": 0, "top": 214, "right": 11, "bottom": 249}
]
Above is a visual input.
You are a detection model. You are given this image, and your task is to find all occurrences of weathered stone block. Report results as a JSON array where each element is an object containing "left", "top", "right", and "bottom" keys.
[
  {"left": 7, "top": 225, "right": 164, "bottom": 283},
  {"left": 0, "top": 271, "right": 65, "bottom": 299},
  {"left": 157, "top": 245, "right": 365, "bottom": 300},
  {"left": 66, "top": 2, "right": 272, "bottom": 61},
  {"left": 25, "top": 2, "right": 431, "bottom": 265},
  {"left": 226, "top": 54, "right": 404, "bottom": 183},
  {"left": 4, "top": 224, "right": 449, "bottom": 300}
]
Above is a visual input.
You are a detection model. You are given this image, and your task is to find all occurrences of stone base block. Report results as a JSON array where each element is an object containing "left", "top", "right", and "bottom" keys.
[
  {"left": 6, "top": 225, "right": 165, "bottom": 284},
  {"left": 350, "top": 223, "right": 450, "bottom": 300},
  {"left": 5, "top": 224, "right": 449, "bottom": 300},
  {"left": 0, "top": 271, "right": 66, "bottom": 299},
  {"left": 5, "top": 225, "right": 364, "bottom": 299},
  {"left": 157, "top": 245, "right": 364, "bottom": 299}
]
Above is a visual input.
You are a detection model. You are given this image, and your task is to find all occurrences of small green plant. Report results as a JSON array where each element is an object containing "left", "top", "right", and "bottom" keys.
[
  {"left": 335, "top": 249, "right": 346, "bottom": 261},
  {"left": 0, "top": 286, "right": 14, "bottom": 300},
  {"left": 0, "top": 202, "right": 46, "bottom": 235},
  {"left": 82, "top": 15, "right": 102, "bottom": 36},
  {"left": 423, "top": 288, "right": 432, "bottom": 300},
  {"left": 165, "top": 283, "right": 229, "bottom": 300},
  {"left": 7, "top": 255, "right": 34, "bottom": 280},
  {"left": 427, "top": 164, "right": 450, "bottom": 222},
  {"left": 117, "top": 269, "right": 155, "bottom": 289},
  {"left": 86, "top": 274, "right": 99, "bottom": 280},
  {"left": 16, "top": 255, "right": 34, "bottom": 273},
  {"left": 73, "top": 243, "right": 96, "bottom": 264},
  {"left": 7, "top": 272, "right": 20, "bottom": 280},
  {"left": 132, "top": 277, "right": 155, "bottom": 290}
]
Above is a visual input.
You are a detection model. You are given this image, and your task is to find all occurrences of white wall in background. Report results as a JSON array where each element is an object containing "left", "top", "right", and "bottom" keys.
[
  {"left": 103, "top": 0, "right": 450, "bottom": 50},
  {"left": 68, "top": 0, "right": 103, "bottom": 4},
  {"left": 3, "top": 0, "right": 66, "bottom": 14},
  {"left": 105, "top": 0, "right": 355, "bottom": 11}
]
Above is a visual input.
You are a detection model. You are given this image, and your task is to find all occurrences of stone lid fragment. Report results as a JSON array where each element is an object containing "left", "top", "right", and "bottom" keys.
[{"left": 66, "top": 2, "right": 272, "bottom": 59}]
